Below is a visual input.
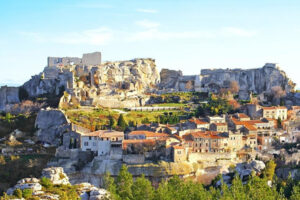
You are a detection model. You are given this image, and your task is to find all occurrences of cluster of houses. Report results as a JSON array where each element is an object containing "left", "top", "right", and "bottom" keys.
[{"left": 61, "top": 105, "right": 300, "bottom": 164}]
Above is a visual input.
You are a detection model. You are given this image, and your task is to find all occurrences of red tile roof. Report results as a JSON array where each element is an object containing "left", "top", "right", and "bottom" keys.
[
  {"left": 189, "top": 118, "right": 209, "bottom": 125},
  {"left": 190, "top": 131, "right": 225, "bottom": 139},
  {"left": 129, "top": 131, "right": 169, "bottom": 138}
]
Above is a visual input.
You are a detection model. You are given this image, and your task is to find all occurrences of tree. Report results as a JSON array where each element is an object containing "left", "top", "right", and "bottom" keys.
[
  {"left": 155, "top": 180, "right": 172, "bottom": 200},
  {"left": 291, "top": 184, "right": 300, "bottom": 200},
  {"left": 277, "top": 117, "right": 282, "bottom": 129},
  {"left": 132, "top": 174, "right": 154, "bottom": 200},
  {"left": 229, "top": 81, "right": 240, "bottom": 94},
  {"left": 116, "top": 165, "right": 133, "bottom": 200},
  {"left": 117, "top": 114, "right": 128, "bottom": 131},
  {"left": 0, "top": 156, "right": 6, "bottom": 165},
  {"left": 263, "top": 160, "right": 276, "bottom": 181},
  {"left": 229, "top": 174, "right": 246, "bottom": 200},
  {"left": 109, "top": 115, "right": 116, "bottom": 129},
  {"left": 104, "top": 171, "right": 119, "bottom": 200}
]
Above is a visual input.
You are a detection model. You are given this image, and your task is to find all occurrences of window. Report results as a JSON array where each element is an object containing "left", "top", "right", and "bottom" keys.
[
  {"left": 93, "top": 142, "right": 97, "bottom": 146},
  {"left": 89, "top": 136, "right": 91, "bottom": 140},
  {"left": 84, "top": 142, "right": 89, "bottom": 146},
  {"left": 177, "top": 151, "right": 181, "bottom": 154}
]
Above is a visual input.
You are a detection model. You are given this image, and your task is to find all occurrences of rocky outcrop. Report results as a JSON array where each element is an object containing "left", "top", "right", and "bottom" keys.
[
  {"left": 200, "top": 63, "right": 296, "bottom": 95},
  {"left": 6, "top": 167, "right": 108, "bottom": 200},
  {"left": 35, "top": 108, "right": 69, "bottom": 145},
  {"left": 23, "top": 58, "right": 160, "bottom": 108},
  {"left": 160, "top": 69, "right": 182, "bottom": 89},
  {"left": 41, "top": 167, "right": 70, "bottom": 185},
  {"left": 0, "top": 86, "right": 20, "bottom": 111}
]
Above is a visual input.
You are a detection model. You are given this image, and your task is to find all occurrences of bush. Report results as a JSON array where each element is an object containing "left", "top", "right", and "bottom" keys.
[
  {"left": 22, "top": 188, "right": 33, "bottom": 198},
  {"left": 13, "top": 188, "right": 22, "bottom": 198},
  {"left": 40, "top": 177, "right": 52, "bottom": 189}
]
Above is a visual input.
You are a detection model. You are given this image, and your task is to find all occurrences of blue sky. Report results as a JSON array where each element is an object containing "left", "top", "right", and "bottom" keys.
[{"left": 1, "top": 0, "right": 300, "bottom": 87}]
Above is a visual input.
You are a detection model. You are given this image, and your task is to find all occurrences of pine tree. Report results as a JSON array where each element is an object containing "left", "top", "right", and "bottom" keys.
[
  {"left": 116, "top": 165, "right": 133, "bottom": 200},
  {"left": 117, "top": 114, "right": 127, "bottom": 131},
  {"left": 132, "top": 174, "right": 154, "bottom": 200},
  {"left": 263, "top": 160, "right": 276, "bottom": 181},
  {"left": 291, "top": 184, "right": 300, "bottom": 200},
  {"left": 109, "top": 115, "right": 116, "bottom": 129},
  {"left": 104, "top": 171, "right": 119, "bottom": 200}
]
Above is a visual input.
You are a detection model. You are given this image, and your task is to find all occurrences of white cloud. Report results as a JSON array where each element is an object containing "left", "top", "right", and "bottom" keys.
[
  {"left": 135, "top": 20, "right": 160, "bottom": 29},
  {"left": 221, "top": 27, "right": 257, "bottom": 37},
  {"left": 136, "top": 8, "right": 158, "bottom": 13},
  {"left": 20, "top": 28, "right": 113, "bottom": 45}
]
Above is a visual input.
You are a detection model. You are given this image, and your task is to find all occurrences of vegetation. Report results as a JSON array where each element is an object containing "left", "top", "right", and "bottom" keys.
[
  {"left": 0, "top": 113, "right": 37, "bottom": 138},
  {"left": 102, "top": 164, "right": 300, "bottom": 200},
  {"left": 0, "top": 154, "right": 54, "bottom": 195},
  {"left": 195, "top": 95, "right": 234, "bottom": 117}
]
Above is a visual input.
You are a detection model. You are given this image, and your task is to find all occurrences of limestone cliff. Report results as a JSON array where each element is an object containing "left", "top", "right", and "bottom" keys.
[
  {"left": 23, "top": 58, "right": 160, "bottom": 108},
  {"left": 0, "top": 86, "right": 19, "bottom": 111},
  {"left": 160, "top": 63, "right": 296, "bottom": 97},
  {"left": 200, "top": 63, "right": 296, "bottom": 94}
]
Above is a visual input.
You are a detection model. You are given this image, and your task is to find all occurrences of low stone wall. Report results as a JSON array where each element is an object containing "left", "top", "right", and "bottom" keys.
[
  {"left": 123, "top": 154, "right": 145, "bottom": 164},
  {"left": 188, "top": 152, "right": 236, "bottom": 163}
]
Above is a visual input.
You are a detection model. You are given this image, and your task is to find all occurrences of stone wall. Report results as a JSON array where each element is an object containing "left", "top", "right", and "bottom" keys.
[
  {"left": 123, "top": 154, "right": 145, "bottom": 164},
  {"left": 188, "top": 152, "right": 236, "bottom": 163}
]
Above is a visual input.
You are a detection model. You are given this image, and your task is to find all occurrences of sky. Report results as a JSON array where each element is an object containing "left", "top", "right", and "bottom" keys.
[{"left": 0, "top": 0, "right": 300, "bottom": 87}]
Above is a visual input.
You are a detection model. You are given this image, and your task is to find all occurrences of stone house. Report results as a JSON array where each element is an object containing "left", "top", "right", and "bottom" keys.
[
  {"left": 262, "top": 106, "right": 287, "bottom": 120},
  {"left": 242, "top": 135, "right": 257, "bottom": 150},
  {"left": 257, "top": 132, "right": 274, "bottom": 150},
  {"left": 184, "top": 131, "right": 230, "bottom": 153},
  {"left": 228, "top": 131, "right": 244, "bottom": 152},
  {"left": 62, "top": 123, "right": 90, "bottom": 149},
  {"left": 206, "top": 115, "right": 226, "bottom": 123},
  {"left": 188, "top": 118, "right": 210, "bottom": 130},
  {"left": 172, "top": 146, "right": 187, "bottom": 162},
  {"left": 128, "top": 131, "right": 169, "bottom": 140},
  {"left": 234, "top": 113, "right": 251, "bottom": 121},
  {"left": 80, "top": 130, "right": 124, "bottom": 156},
  {"left": 210, "top": 123, "right": 228, "bottom": 132}
]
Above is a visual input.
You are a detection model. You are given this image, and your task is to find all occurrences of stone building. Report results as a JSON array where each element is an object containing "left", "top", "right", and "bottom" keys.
[
  {"left": 172, "top": 146, "right": 187, "bottom": 162},
  {"left": 62, "top": 123, "right": 90, "bottom": 149},
  {"left": 47, "top": 52, "right": 101, "bottom": 67},
  {"left": 262, "top": 106, "right": 288, "bottom": 120}
]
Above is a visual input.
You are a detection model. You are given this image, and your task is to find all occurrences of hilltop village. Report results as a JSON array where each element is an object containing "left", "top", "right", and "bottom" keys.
[{"left": 1, "top": 52, "right": 300, "bottom": 199}]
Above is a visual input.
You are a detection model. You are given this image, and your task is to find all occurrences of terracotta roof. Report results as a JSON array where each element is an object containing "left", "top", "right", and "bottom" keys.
[
  {"left": 189, "top": 118, "right": 209, "bottom": 125},
  {"left": 263, "top": 106, "right": 287, "bottom": 110},
  {"left": 244, "top": 124, "right": 257, "bottom": 131},
  {"left": 190, "top": 131, "right": 225, "bottom": 139},
  {"left": 129, "top": 131, "right": 169, "bottom": 138},
  {"left": 122, "top": 139, "right": 156, "bottom": 149},
  {"left": 213, "top": 123, "right": 227, "bottom": 126},
  {"left": 84, "top": 130, "right": 124, "bottom": 137},
  {"left": 173, "top": 146, "right": 185, "bottom": 149},
  {"left": 237, "top": 113, "right": 250, "bottom": 118}
]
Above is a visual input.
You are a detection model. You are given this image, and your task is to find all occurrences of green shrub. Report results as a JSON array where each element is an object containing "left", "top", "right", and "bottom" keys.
[
  {"left": 13, "top": 188, "right": 22, "bottom": 198},
  {"left": 40, "top": 177, "right": 52, "bottom": 189},
  {"left": 22, "top": 188, "right": 33, "bottom": 198}
]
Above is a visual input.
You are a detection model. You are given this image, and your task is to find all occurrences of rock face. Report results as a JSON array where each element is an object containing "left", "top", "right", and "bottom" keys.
[
  {"left": 7, "top": 167, "right": 108, "bottom": 200},
  {"left": 41, "top": 167, "right": 70, "bottom": 185},
  {"left": 0, "top": 86, "right": 20, "bottom": 111},
  {"left": 200, "top": 63, "right": 296, "bottom": 94},
  {"left": 23, "top": 58, "right": 160, "bottom": 108},
  {"left": 35, "top": 108, "right": 69, "bottom": 145}
]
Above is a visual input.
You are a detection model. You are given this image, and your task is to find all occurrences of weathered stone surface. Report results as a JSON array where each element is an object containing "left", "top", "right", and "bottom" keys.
[
  {"left": 35, "top": 108, "right": 69, "bottom": 145},
  {"left": 0, "top": 86, "right": 19, "bottom": 111},
  {"left": 200, "top": 63, "right": 295, "bottom": 95},
  {"left": 160, "top": 69, "right": 182, "bottom": 89},
  {"left": 7, "top": 178, "right": 42, "bottom": 195},
  {"left": 41, "top": 167, "right": 70, "bottom": 185}
]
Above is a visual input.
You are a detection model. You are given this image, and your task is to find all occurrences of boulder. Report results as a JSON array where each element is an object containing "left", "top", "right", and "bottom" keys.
[
  {"left": 41, "top": 167, "right": 70, "bottom": 185},
  {"left": 35, "top": 109, "right": 69, "bottom": 146},
  {"left": 250, "top": 160, "right": 265, "bottom": 172}
]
